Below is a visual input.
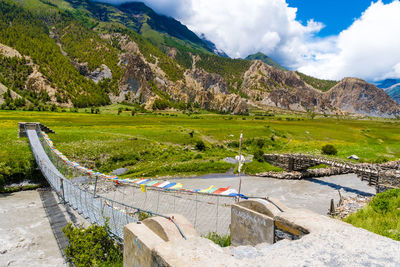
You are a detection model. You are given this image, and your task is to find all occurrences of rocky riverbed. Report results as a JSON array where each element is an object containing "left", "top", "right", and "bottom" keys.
[{"left": 0, "top": 190, "right": 87, "bottom": 267}]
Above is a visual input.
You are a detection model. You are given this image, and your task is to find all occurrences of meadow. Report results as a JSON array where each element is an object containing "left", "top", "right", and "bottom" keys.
[{"left": 1, "top": 105, "right": 400, "bottom": 187}]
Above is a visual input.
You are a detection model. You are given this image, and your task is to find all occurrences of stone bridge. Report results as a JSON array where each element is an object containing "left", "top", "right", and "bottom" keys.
[{"left": 263, "top": 154, "right": 400, "bottom": 191}]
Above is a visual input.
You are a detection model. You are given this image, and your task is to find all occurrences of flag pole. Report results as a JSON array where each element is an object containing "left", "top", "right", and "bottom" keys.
[{"left": 237, "top": 131, "right": 243, "bottom": 201}]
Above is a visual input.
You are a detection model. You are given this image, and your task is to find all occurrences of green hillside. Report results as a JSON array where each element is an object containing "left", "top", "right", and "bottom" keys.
[
  {"left": 246, "top": 52, "right": 286, "bottom": 71},
  {"left": 0, "top": 0, "right": 110, "bottom": 107},
  {"left": 295, "top": 71, "right": 338, "bottom": 92}
]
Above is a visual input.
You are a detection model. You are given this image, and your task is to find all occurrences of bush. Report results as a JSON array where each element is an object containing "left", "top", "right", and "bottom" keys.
[
  {"left": 204, "top": 232, "right": 231, "bottom": 247},
  {"left": 253, "top": 149, "right": 264, "bottom": 162},
  {"left": 137, "top": 211, "right": 153, "bottom": 221},
  {"left": 321, "top": 144, "right": 337, "bottom": 155},
  {"left": 195, "top": 140, "right": 206, "bottom": 151},
  {"left": 370, "top": 189, "right": 400, "bottom": 214},
  {"left": 63, "top": 222, "right": 122, "bottom": 267}
]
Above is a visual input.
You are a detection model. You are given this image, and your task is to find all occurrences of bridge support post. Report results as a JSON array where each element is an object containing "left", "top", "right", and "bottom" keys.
[
  {"left": 288, "top": 158, "right": 294, "bottom": 171},
  {"left": 93, "top": 176, "right": 98, "bottom": 198},
  {"left": 60, "top": 177, "right": 65, "bottom": 204}
]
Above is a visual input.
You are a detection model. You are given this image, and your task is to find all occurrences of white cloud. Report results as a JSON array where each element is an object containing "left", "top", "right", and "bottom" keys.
[
  {"left": 95, "top": 0, "right": 400, "bottom": 81},
  {"left": 298, "top": 1, "right": 400, "bottom": 81}
]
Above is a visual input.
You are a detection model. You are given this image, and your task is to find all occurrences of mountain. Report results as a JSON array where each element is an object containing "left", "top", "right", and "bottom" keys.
[
  {"left": 383, "top": 84, "right": 400, "bottom": 104},
  {"left": 240, "top": 62, "right": 400, "bottom": 117},
  {"left": 200, "top": 34, "right": 229, "bottom": 58},
  {"left": 0, "top": 0, "right": 399, "bottom": 117},
  {"left": 376, "top": 78, "right": 400, "bottom": 104},
  {"left": 245, "top": 52, "right": 286, "bottom": 71},
  {"left": 376, "top": 78, "right": 400, "bottom": 89}
]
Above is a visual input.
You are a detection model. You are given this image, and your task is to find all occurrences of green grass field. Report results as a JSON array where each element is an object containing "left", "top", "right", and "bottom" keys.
[{"left": 1, "top": 106, "right": 400, "bottom": 186}]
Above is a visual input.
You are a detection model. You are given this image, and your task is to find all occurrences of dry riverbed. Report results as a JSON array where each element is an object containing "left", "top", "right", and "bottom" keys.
[{"left": 0, "top": 190, "right": 86, "bottom": 267}]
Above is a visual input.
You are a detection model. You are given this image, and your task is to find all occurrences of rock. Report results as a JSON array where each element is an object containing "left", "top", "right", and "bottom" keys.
[
  {"left": 112, "top": 168, "right": 128, "bottom": 176},
  {"left": 348, "top": 155, "right": 359, "bottom": 160},
  {"left": 87, "top": 64, "right": 112, "bottom": 84},
  {"left": 332, "top": 193, "right": 372, "bottom": 219},
  {"left": 231, "top": 246, "right": 260, "bottom": 259}
]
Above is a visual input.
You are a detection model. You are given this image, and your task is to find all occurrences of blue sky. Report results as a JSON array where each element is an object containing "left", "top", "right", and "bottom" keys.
[{"left": 288, "top": 0, "right": 393, "bottom": 37}]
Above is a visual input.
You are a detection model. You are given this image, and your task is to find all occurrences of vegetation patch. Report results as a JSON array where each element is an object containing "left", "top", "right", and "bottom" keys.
[
  {"left": 344, "top": 189, "right": 400, "bottom": 241},
  {"left": 1, "top": 109, "right": 400, "bottom": 185},
  {"left": 204, "top": 232, "right": 231, "bottom": 247},
  {"left": 322, "top": 144, "right": 338, "bottom": 155},
  {"left": 296, "top": 71, "right": 338, "bottom": 92},
  {"left": 63, "top": 222, "right": 123, "bottom": 267},
  {"left": 242, "top": 161, "right": 283, "bottom": 175}
]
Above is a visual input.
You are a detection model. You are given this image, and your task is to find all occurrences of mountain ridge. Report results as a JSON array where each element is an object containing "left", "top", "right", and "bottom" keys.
[{"left": 0, "top": 0, "right": 399, "bottom": 117}]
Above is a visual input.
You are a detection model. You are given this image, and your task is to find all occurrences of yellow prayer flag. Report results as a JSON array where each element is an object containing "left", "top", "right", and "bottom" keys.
[
  {"left": 199, "top": 185, "right": 214, "bottom": 193},
  {"left": 170, "top": 183, "right": 182, "bottom": 189},
  {"left": 141, "top": 185, "right": 146, "bottom": 192}
]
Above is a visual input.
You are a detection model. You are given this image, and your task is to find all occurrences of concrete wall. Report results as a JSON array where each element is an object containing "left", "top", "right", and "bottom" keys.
[
  {"left": 123, "top": 198, "right": 400, "bottom": 266},
  {"left": 230, "top": 198, "right": 309, "bottom": 246}
]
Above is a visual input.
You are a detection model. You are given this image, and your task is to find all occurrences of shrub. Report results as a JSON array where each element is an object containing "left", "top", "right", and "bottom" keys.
[
  {"left": 253, "top": 149, "right": 264, "bottom": 162},
  {"left": 256, "top": 138, "right": 265, "bottom": 148},
  {"left": 370, "top": 189, "right": 400, "bottom": 214},
  {"left": 195, "top": 140, "right": 206, "bottom": 151},
  {"left": 321, "top": 144, "right": 337, "bottom": 155},
  {"left": 62, "top": 222, "right": 122, "bottom": 267},
  {"left": 204, "top": 232, "right": 231, "bottom": 247},
  {"left": 344, "top": 189, "right": 400, "bottom": 241},
  {"left": 137, "top": 211, "right": 153, "bottom": 221}
]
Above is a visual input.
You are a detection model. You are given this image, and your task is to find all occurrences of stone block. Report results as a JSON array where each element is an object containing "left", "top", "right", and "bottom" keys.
[
  {"left": 231, "top": 204, "right": 275, "bottom": 246},
  {"left": 123, "top": 222, "right": 165, "bottom": 267},
  {"left": 143, "top": 214, "right": 197, "bottom": 242}
]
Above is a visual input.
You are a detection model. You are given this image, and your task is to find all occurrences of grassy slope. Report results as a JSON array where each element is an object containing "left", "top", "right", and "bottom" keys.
[
  {"left": 1, "top": 108, "right": 400, "bottom": 185},
  {"left": 296, "top": 71, "right": 338, "bottom": 92},
  {"left": 245, "top": 52, "right": 286, "bottom": 71},
  {"left": 344, "top": 189, "right": 400, "bottom": 241}
]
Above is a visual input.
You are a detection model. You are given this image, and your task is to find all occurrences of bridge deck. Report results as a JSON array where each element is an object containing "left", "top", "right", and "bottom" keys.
[{"left": 26, "top": 129, "right": 136, "bottom": 240}]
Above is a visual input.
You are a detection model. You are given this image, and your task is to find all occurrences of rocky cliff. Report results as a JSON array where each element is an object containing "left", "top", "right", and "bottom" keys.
[
  {"left": 239, "top": 61, "right": 400, "bottom": 117},
  {"left": 325, "top": 78, "right": 400, "bottom": 117}
]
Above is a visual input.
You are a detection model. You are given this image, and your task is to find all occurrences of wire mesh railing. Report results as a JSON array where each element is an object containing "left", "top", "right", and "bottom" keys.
[
  {"left": 28, "top": 129, "right": 141, "bottom": 241},
  {"left": 29, "top": 128, "right": 236, "bottom": 237}
]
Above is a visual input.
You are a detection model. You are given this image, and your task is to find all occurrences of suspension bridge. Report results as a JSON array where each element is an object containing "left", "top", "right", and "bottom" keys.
[
  {"left": 21, "top": 122, "right": 400, "bottom": 243},
  {"left": 21, "top": 122, "right": 237, "bottom": 242}
]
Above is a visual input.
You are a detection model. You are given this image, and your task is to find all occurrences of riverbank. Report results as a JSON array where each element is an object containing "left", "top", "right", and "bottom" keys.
[{"left": 0, "top": 190, "right": 87, "bottom": 267}]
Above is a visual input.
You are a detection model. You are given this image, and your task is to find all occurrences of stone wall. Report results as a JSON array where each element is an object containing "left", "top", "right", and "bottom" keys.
[{"left": 262, "top": 153, "right": 400, "bottom": 190}]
